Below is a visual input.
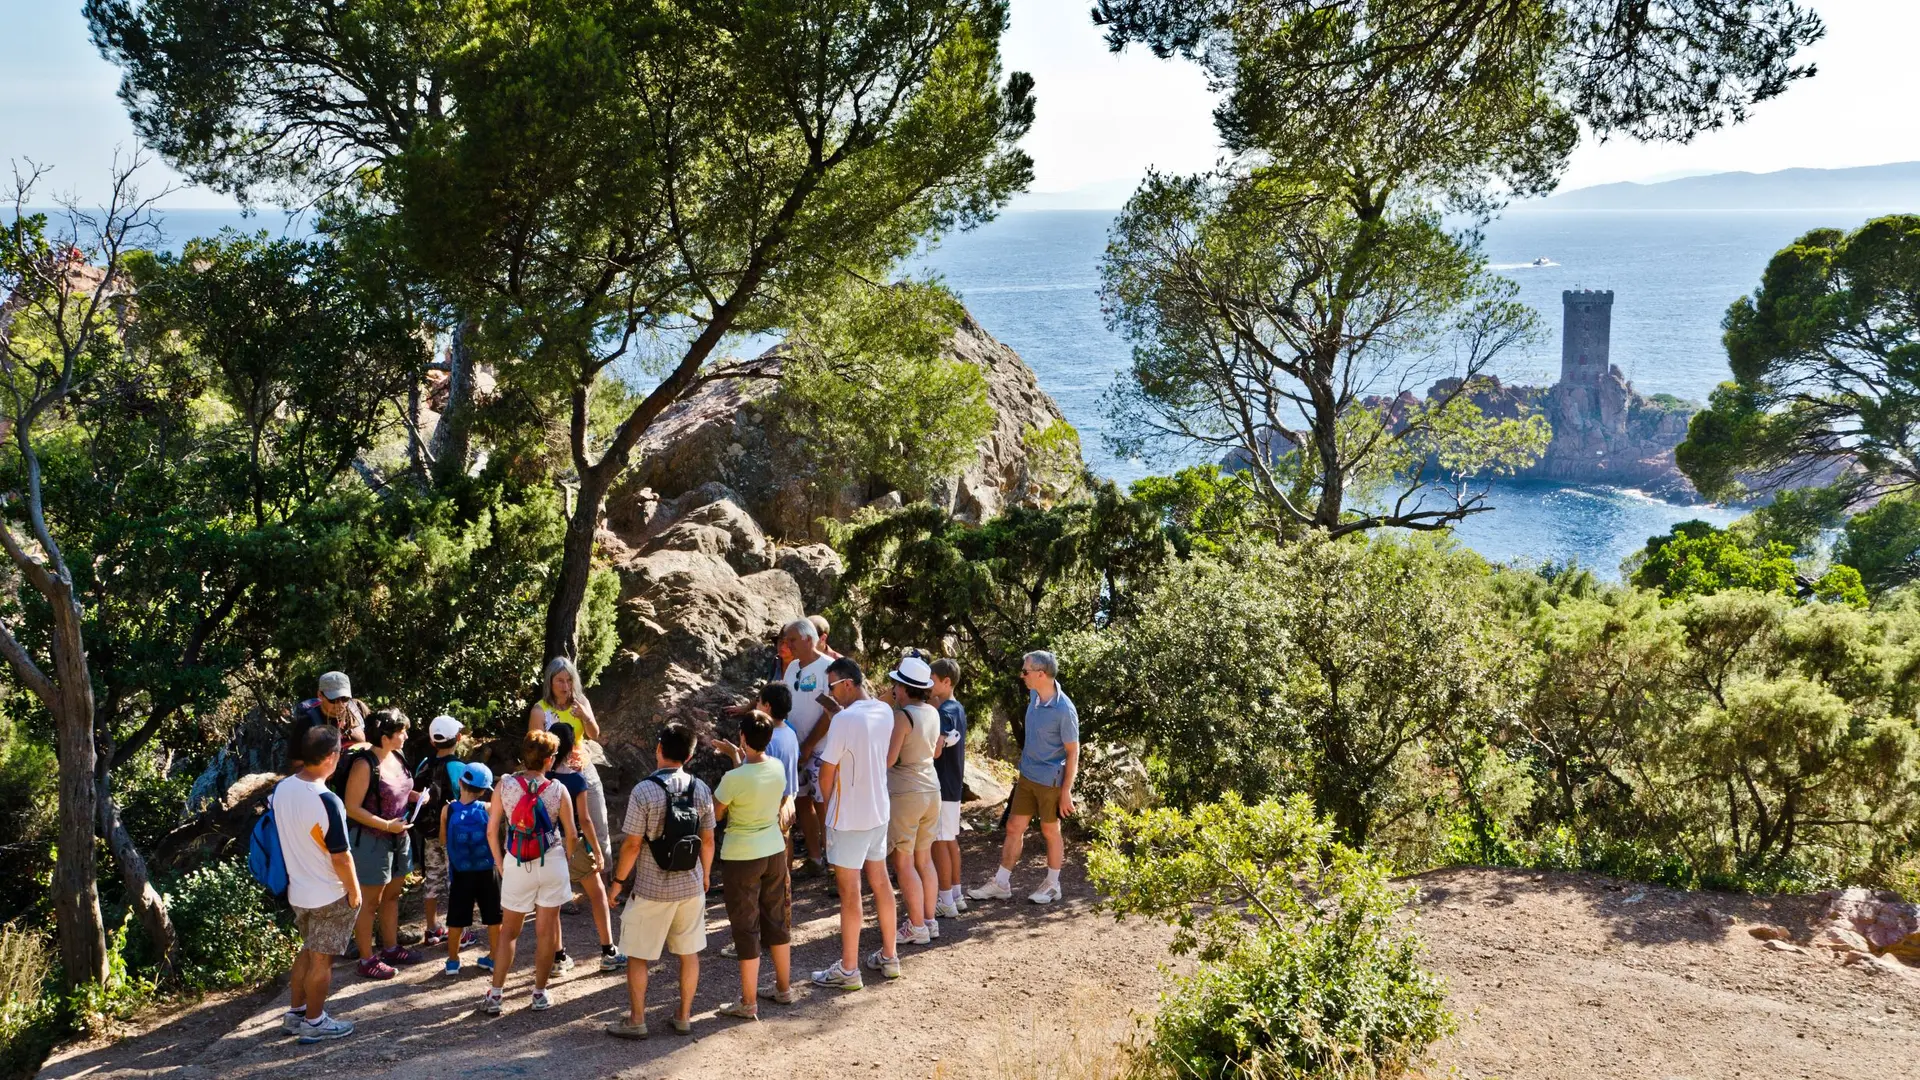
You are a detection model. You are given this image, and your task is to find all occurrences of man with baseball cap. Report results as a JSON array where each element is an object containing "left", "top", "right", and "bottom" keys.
[{"left": 288, "top": 671, "right": 369, "bottom": 771}]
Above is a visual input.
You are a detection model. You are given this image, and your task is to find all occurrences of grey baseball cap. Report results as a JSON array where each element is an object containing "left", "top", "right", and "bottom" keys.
[{"left": 318, "top": 671, "right": 352, "bottom": 701}]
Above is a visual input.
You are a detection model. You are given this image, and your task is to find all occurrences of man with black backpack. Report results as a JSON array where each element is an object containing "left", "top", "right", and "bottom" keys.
[{"left": 605, "top": 722, "right": 714, "bottom": 1039}]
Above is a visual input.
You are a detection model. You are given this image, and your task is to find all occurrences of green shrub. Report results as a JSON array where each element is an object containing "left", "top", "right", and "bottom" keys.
[
  {"left": 164, "top": 861, "right": 300, "bottom": 992},
  {"left": 1090, "top": 795, "right": 1453, "bottom": 1080},
  {"left": 0, "top": 715, "right": 56, "bottom": 925}
]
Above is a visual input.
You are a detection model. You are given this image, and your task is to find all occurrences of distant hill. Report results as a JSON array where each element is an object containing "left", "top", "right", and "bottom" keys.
[{"left": 1538, "top": 162, "right": 1920, "bottom": 211}]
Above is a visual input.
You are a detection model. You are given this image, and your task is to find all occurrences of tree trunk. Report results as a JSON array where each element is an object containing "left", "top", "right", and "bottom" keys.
[
  {"left": 430, "top": 318, "right": 477, "bottom": 486},
  {"left": 542, "top": 467, "right": 611, "bottom": 662},
  {"left": 50, "top": 594, "right": 107, "bottom": 988},
  {"left": 96, "top": 769, "right": 177, "bottom": 971}
]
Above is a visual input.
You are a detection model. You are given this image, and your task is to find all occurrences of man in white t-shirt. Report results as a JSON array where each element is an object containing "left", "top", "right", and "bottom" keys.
[
  {"left": 272, "top": 725, "right": 364, "bottom": 1043},
  {"left": 779, "top": 618, "right": 835, "bottom": 877},
  {"left": 809, "top": 657, "right": 900, "bottom": 991}
]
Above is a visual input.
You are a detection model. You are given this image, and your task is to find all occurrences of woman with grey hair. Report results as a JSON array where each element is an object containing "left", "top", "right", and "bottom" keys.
[{"left": 528, "top": 657, "right": 612, "bottom": 891}]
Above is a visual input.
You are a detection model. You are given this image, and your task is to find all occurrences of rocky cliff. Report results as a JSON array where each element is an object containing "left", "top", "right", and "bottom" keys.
[
  {"left": 1433, "top": 370, "right": 1700, "bottom": 500},
  {"left": 588, "top": 308, "right": 1085, "bottom": 783},
  {"left": 617, "top": 310, "right": 1083, "bottom": 543}
]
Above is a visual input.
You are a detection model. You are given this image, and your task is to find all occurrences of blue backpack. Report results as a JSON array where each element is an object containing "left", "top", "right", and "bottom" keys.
[
  {"left": 248, "top": 802, "right": 289, "bottom": 899},
  {"left": 445, "top": 799, "right": 495, "bottom": 873}
]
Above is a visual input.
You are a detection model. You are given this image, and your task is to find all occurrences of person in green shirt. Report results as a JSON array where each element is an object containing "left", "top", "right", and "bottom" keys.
[{"left": 711, "top": 711, "right": 803, "bottom": 1019}]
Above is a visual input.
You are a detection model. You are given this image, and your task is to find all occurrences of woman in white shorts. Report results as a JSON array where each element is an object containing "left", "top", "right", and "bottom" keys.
[{"left": 485, "top": 729, "right": 579, "bottom": 1015}]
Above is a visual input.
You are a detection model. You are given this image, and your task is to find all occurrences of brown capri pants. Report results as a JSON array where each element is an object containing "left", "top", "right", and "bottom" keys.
[{"left": 720, "top": 852, "right": 792, "bottom": 960}]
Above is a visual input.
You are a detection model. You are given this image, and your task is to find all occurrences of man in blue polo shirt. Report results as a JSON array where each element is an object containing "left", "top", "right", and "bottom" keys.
[{"left": 968, "top": 650, "right": 1078, "bottom": 905}]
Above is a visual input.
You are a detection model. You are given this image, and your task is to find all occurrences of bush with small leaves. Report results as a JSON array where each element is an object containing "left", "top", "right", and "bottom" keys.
[
  {"left": 1089, "top": 794, "right": 1452, "bottom": 1079},
  {"left": 164, "top": 861, "right": 300, "bottom": 992}
]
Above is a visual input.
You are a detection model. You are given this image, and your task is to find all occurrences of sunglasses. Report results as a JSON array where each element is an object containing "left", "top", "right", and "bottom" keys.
[{"left": 827, "top": 678, "right": 854, "bottom": 689}]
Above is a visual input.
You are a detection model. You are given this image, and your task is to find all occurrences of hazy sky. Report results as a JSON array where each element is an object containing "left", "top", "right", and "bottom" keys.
[{"left": 2, "top": 0, "right": 1913, "bottom": 207}]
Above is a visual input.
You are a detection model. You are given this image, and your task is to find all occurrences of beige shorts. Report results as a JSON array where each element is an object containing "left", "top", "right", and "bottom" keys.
[
  {"left": 620, "top": 894, "right": 707, "bottom": 961},
  {"left": 887, "top": 789, "right": 940, "bottom": 854},
  {"left": 501, "top": 852, "right": 571, "bottom": 914},
  {"left": 293, "top": 896, "right": 360, "bottom": 956}
]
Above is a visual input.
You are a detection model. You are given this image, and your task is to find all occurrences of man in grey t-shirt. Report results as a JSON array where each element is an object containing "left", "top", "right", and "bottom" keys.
[{"left": 969, "top": 650, "right": 1078, "bottom": 905}]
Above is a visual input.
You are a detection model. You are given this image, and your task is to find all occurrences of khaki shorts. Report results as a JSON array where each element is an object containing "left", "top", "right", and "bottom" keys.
[
  {"left": 887, "top": 789, "right": 941, "bottom": 854},
  {"left": 620, "top": 894, "right": 707, "bottom": 961},
  {"left": 293, "top": 896, "right": 360, "bottom": 956},
  {"left": 567, "top": 838, "right": 601, "bottom": 884},
  {"left": 1010, "top": 776, "right": 1061, "bottom": 824}
]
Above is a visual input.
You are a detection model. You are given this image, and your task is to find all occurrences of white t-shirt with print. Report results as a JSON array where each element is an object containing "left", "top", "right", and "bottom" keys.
[
  {"left": 783, "top": 655, "right": 835, "bottom": 744},
  {"left": 817, "top": 697, "right": 894, "bottom": 832},
  {"left": 272, "top": 775, "right": 350, "bottom": 910}
]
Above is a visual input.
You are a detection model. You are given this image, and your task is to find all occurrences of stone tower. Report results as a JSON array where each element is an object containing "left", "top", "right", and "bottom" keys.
[{"left": 1560, "top": 289, "right": 1613, "bottom": 386}]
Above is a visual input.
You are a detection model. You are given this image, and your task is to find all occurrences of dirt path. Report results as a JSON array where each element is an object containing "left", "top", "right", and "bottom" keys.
[
  {"left": 39, "top": 831, "right": 1171, "bottom": 1080},
  {"left": 1414, "top": 867, "right": 1920, "bottom": 1080},
  {"left": 42, "top": 855, "right": 1920, "bottom": 1080}
]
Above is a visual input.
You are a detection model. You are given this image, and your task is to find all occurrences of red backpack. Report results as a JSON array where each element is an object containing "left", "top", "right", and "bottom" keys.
[{"left": 506, "top": 775, "right": 555, "bottom": 863}]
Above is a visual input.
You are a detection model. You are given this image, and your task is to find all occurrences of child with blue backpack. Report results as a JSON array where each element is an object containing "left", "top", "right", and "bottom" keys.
[
  {"left": 440, "top": 761, "right": 503, "bottom": 977},
  {"left": 416, "top": 714, "right": 469, "bottom": 948}
]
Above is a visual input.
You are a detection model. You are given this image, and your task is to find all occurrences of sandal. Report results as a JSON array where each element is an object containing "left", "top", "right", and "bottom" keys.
[{"left": 716, "top": 1000, "right": 759, "bottom": 1020}]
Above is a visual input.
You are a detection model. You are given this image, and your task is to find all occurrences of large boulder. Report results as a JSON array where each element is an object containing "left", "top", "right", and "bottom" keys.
[{"left": 618, "top": 309, "right": 1084, "bottom": 542}]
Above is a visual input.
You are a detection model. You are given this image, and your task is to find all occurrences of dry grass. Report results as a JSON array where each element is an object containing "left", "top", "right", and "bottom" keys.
[
  {"left": 955, "top": 985, "right": 1150, "bottom": 1080},
  {"left": 0, "top": 920, "right": 52, "bottom": 1037}
]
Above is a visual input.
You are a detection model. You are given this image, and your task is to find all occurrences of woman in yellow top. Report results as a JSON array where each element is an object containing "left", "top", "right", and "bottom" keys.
[{"left": 527, "top": 657, "right": 611, "bottom": 880}]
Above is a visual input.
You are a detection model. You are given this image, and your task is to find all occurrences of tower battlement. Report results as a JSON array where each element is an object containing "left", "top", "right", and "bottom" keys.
[{"left": 1560, "top": 289, "right": 1614, "bottom": 386}]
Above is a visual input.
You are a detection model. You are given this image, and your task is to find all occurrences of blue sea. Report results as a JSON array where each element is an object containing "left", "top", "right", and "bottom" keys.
[
  {"left": 908, "top": 207, "right": 1892, "bottom": 574},
  {"left": 120, "top": 205, "right": 1891, "bottom": 575}
]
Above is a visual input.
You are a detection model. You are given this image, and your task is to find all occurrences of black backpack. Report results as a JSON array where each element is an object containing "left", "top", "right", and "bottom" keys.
[{"left": 644, "top": 772, "right": 702, "bottom": 872}]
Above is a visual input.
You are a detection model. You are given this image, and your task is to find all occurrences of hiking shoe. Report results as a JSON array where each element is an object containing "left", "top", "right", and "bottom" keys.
[
  {"left": 1028, "top": 881, "right": 1062, "bottom": 905},
  {"left": 280, "top": 1011, "right": 305, "bottom": 1036},
  {"left": 897, "top": 921, "right": 931, "bottom": 946},
  {"left": 482, "top": 988, "right": 503, "bottom": 1015},
  {"left": 600, "top": 951, "right": 628, "bottom": 972},
  {"left": 669, "top": 1016, "right": 691, "bottom": 1035},
  {"left": 475, "top": 956, "right": 495, "bottom": 974},
  {"left": 810, "top": 961, "right": 863, "bottom": 991},
  {"left": 604, "top": 1019, "right": 648, "bottom": 1039},
  {"left": 935, "top": 900, "right": 961, "bottom": 920},
  {"left": 422, "top": 926, "right": 449, "bottom": 948},
  {"left": 553, "top": 950, "right": 576, "bottom": 974},
  {"left": 719, "top": 941, "right": 739, "bottom": 960},
  {"left": 530, "top": 989, "right": 553, "bottom": 1011},
  {"left": 968, "top": 879, "right": 1013, "bottom": 901},
  {"left": 381, "top": 946, "right": 425, "bottom": 966},
  {"left": 443, "top": 959, "right": 461, "bottom": 976},
  {"left": 956, "top": 892, "right": 970, "bottom": 913},
  {"left": 716, "top": 999, "right": 758, "bottom": 1021},
  {"left": 927, "top": 917, "right": 940, "bottom": 940},
  {"left": 461, "top": 928, "right": 483, "bottom": 948},
  {"left": 864, "top": 950, "right": 902, "bottom": 979},
  {"left": 356, "top": 957, "right": 396, "bottom": 980},
  {"left": 297, "top": 1015, "right": 354, "bottom": 1044}
]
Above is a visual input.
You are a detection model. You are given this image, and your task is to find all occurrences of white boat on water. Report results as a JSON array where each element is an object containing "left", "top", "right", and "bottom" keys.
[{"left": 1531, "top": 256, "right": 1554, "bottom": 266}]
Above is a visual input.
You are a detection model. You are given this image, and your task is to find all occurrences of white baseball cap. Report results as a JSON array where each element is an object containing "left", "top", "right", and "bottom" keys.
[{"left": 428, "top": 715, "right": 464, "bottom": 743}]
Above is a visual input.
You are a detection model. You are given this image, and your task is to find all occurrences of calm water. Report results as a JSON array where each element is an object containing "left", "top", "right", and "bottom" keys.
[
  {"left": 118, "top": 205, "right": 1893, "bottom": 573},
  {"left": 909, "top": 208, "right": 1894, "bottom": 572}
]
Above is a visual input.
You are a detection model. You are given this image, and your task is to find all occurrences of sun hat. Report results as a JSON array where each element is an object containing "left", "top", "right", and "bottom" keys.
[
  {"left": 461, "top": 762, "right": 495, "bottom": 791},
  {"left": 317, "top": 671, "right": 352, "bottom": 701},
  {"left": 428, "top": 715, "right": 464, "bottom": 743},
  {"left": 888, "top": 655, "right": 934, "bottom": 690}
]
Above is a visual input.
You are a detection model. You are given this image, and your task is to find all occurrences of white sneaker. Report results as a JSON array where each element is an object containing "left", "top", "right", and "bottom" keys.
[
  {"left": 1028, "top": 881, "right": 1062, "bottom": 905},
  {"left": 811, "top": 961, "right": 863, "bottom": 991},
  {"left": 927, "top": 917, "right": 940, "bottom": 940},
  {"left": 864, "top": 949, "right": 903, "bottom": 979},
  {"left": 482, "top": 988, "right": 503, "bottom": 1015},
  {"left": 530, "top": 988, "right": 553, "bottom": 1011},
  {"left": 968, "top": 878, "right": 1014, "bottom": 901},
  {"left": 897, "top": 921, "right": 931, "bottom": 946},
  {"left": 296, "top": 1015, "right": 354, "bottom": 1044},
  {"left": 935, "top": 900, "right": 961, "bottom": 920},
  {"left": 956, "top": 892, "right": 971, "bottom": 913},
  {"left": 280, "top": 1012, "right": 305, "bottom": 1036}
]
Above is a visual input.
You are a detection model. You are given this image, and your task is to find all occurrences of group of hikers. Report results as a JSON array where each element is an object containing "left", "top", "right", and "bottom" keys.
[{"left": 262, "top": 615, "right": 1081, "bottom": 1044}]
